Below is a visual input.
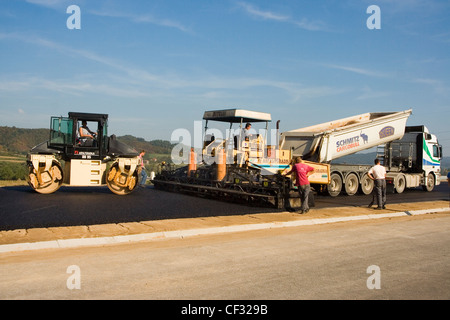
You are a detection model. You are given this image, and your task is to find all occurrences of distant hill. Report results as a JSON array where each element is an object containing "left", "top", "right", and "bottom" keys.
[
  {"left": 0, "top": 126, "right": 173, "bottom": 155},
  {"left": 114, "top": 135, "right": 173, "bottom": 155},
  {"left": 1, "top": 126, "right": 448, "bottom": 171},
  {"left": 0, "top": 126, "right": 49, "bottom": 154}
]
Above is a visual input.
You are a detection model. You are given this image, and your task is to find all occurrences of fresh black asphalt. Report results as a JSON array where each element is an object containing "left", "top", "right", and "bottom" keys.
[{"left": 0, "top": 184, "right": 448, "bottom": 231}]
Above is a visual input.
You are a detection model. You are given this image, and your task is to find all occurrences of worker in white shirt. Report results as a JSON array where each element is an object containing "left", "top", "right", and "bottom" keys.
[
  {"left": 242, "top": 123, "right": 252, "bottom": 142},
  {"left": 368, "top": 158, "right": 386, "bottom": 210}
]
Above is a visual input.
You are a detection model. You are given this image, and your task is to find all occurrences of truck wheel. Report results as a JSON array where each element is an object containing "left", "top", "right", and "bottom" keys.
[
  {"left": 394, "top": 174, "right": 406, "bottom": 194},
  {"left": 359, "top": 173, "right": 374, "bottom": 195},
  {"left": 422, "top": 173, "right": 435, "bottom": 192},
  {"left": 344, "top": 173, "right": 359, "bottom": 196},
  {"left": 327, "top": 173, "right": 342, "bottom": 197}
]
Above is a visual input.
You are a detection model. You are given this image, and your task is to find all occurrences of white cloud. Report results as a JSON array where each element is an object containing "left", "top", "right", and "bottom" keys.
[
  {"left": 0, "top": 32, "right": 348, "bottom": 102},
  {"left": 413, "top": 78, "right": 441, "bottom": 86},
  {"left": 366, "top": 0, "right": 444, "bottom": 13},
  {"left": 323, "top": 64, "right": 389, "bottom": 78},
  {"left": 24, "top": 0, "right": 192, "bottom": 34},
  {"left": 432, "top": 32, "right": 450, "bottom": 43},
  {"left": 236, "top": 2, "right": 289, "bottom": 21},
  {"left": 0, "top": 78, "right": 31, "bottom": 92},
  {"left": 89, "top": 10, "right": 192, "bottom": 34},
  {"left": 25, "top": 0, "right": 74, "bottom": 9},
  {"left": 356, "top": 86, "right": 391, "bottom": 100},
  {"left": 0, "top": 32, "right": 163, "bottom": 83},
  {"left": 0, "top": 76, "right": 147, "bottom": 97},
  {"left": 237, "top": 1, "right": 326, "bottom": 31},
  {"left": 412, "top": 78, "right": 448, "bottom": 95},
  {"left": 293, "top": 18, "right": 326, "bottom": 32}
]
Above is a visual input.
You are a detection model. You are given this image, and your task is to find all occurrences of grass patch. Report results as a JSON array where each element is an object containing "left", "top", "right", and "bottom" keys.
[{"left": 0, "top": 180, "right": 28, "bottom": 187}]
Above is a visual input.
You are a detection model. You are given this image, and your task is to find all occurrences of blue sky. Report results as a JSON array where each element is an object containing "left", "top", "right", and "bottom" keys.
[{"left": 1, "top": 0, "right": 449, "bottom": 151}]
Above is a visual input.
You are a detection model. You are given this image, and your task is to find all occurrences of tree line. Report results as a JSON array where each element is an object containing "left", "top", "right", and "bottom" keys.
[
  {"left": 0, "top": 126, "right": 176, "bottom": 180},
  {"left": 0, "top": 162, "right": 27, "bottom": 180}
]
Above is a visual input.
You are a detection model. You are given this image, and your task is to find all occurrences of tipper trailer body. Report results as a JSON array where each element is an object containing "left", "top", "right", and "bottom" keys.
[{"left": 279, "top": 109, "right": 442, "bottom": 196}]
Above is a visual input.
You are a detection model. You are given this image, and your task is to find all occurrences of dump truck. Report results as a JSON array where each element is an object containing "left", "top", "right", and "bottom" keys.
[
  {"left": 279, "top": 109, "right": 443, "bottom": 196},
  {"left": 153, "top": 108, "right": 330, "bottom": 209},
  {"left": 26, "top": 112, "right": 141, "bottom": 195}
]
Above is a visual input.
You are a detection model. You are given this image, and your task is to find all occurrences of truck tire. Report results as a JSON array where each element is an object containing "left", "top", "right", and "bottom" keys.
[
  {"left": 327, "top": 173, "right": 342, "bottom": 197},
  {"left": 394, "top": 174, "right": 406, "bottom": 194},
  {"left": 422, "top": 173, "right": 435, "bottom": 192},
  {"left": 344, "top": 173, "right": 359, "bottom": 196},
  {"left": 359, "top": 173, "right": 374, "bottom": 195}
]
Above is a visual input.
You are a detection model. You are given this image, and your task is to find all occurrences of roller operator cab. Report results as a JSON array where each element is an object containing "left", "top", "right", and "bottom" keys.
[{"left": 26, "top": 112, "right": 141, "bottom": 195}]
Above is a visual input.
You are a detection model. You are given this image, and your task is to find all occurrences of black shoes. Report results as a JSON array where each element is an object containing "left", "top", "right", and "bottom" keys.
[{"left": 287, "top": 208, "right": 309, "bottom": 214}]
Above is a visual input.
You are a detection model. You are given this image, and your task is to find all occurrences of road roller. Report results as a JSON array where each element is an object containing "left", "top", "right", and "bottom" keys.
[{"left": 26, "top": 112, "right": 141, "bottom": 195}]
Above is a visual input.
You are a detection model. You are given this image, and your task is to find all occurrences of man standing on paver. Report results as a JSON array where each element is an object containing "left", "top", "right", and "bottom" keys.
[{"left": 368, "top": 158, "right": 387, "bottom": 210}]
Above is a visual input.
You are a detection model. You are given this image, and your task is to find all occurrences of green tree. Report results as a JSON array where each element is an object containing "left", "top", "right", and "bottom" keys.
[{"left": 0, "top": 163, "right": 27, "bottom": 180}]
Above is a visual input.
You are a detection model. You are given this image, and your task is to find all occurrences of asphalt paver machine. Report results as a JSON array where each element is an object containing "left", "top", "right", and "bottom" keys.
[{"left": 153, "top": 108, "right": 330, "bottom": 209}]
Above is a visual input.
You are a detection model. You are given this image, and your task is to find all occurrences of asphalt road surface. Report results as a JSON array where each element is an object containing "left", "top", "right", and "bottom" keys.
[
  {"left": 0, "top": 214, "right": 449, "bottom": 300},
  {"left": 0, "top": 183, "right": 448, "bottom": 231}
]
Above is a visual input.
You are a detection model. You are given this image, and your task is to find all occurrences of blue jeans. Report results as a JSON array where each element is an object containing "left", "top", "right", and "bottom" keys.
[{"left": 140, "top": 168, "right": 147, "bottom": 185}]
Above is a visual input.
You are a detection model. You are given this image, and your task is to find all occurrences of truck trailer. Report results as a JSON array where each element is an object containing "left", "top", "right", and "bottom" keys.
[{"left": 279, "top": 109, "right": 442, "bottom": 196}]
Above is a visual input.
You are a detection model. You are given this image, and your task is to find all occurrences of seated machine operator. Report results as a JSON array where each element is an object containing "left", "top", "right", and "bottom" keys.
[{"left": 78, "top": 120, "right": 97, "bottom": 147}]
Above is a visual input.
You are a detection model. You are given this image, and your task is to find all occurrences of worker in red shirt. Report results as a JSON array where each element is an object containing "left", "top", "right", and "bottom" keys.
[{"left": 284, "top": 156, "right": 315, "bottom": 214}]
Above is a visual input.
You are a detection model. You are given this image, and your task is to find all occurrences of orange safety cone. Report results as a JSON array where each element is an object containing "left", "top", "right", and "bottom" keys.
[
  {"left": 188, "top": 148, "right": 196, "bottom": 177},
  {"left": 216, "top": 148, "right": 227, "bottom": 181}
]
